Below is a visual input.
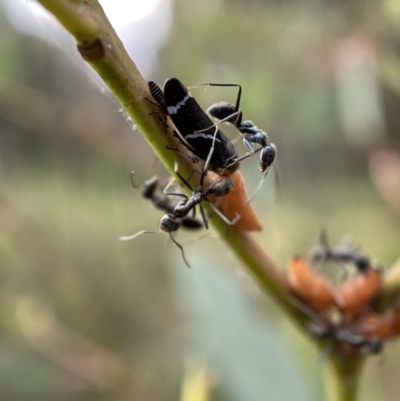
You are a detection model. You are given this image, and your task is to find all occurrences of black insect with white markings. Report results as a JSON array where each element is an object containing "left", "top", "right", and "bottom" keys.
[
  {"left": 132, "top": 174, "right": 203, "bottom": 230},
  {"left": 148, "top": 78, "right": 239, "bottom": 176},
  {"left": 120, "top": 162, "right": 238, "bottom": 267}
]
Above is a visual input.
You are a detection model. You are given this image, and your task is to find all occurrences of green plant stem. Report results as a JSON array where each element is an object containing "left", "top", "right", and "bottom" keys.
[
  {"left": 38, "top": 0, "right": 99, "bottom": 41},
  {"left": 324, "top": 353, "right": 364, "bottom": 401},
  {"left": 35, "top": 0, "right": 300, "bottom": 320}
]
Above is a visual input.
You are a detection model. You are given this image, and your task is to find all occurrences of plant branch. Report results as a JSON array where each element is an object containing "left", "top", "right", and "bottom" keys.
[
  {"left": 33, "top": 3, "right": 365, "bottom": 401},
  {"left": 324, "top": 354, "right": 364, "bottom": 401},
  {"left": 35, "top": 0, "right": 303, "bottom": 324}
]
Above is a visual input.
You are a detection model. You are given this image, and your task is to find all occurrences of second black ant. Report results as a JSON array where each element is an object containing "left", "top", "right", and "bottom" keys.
[
  {"left": 204, "top": 83, "right": 276, "bottom": 184},
  {"left": 311, "top": 232, "right": 371, "bottom": 274},
  {"left": 120, "top": 161, "right": 239, "bottom": 267},
  {"left": 132, "top": 174, "right": 203, "bottom": 230}
]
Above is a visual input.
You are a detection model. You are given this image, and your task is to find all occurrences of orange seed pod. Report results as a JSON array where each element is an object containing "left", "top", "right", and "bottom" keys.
[
  {"left": 288, "top": 256, "right": 339, "bottom": 312},
  {"left": 208, "top": 170, "right": 262, "bottom": 232},
  {"left": 337, "top": 268, "right": 381, "bottom": 317}
]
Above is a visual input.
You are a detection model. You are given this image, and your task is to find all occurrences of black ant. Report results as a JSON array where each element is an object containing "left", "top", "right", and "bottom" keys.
[
  {"left": 309, "top": 318, "right": 383, "bottom": 356},
  {"left": 120, "top": 162, "right": 239, "bottom": 267},
  {"left": 292, "top": 298, "right": 383, "bottom": 357},
  {"left": 131, "top": 174, "right": 203, "bottom": 230},
  {"left": 204, "top": 84, "right": 276, "bottom": 179},
  {"left": 311, "top": 232, "right": 371, "bottom": 274}
]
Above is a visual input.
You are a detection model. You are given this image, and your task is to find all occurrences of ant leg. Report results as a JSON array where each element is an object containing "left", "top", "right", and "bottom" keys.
[
  {"left": 163, "top": 174, "right": 188, "bottom": 198},
  {"left": 200, "top": 125, "right": 221, "bottom": 182},
  {"left": 119, "top": 229, "right": 161, "bottom": 241},
  {"left": 156, "top": 116, "right": 169, "bottom": 131},
  {"left": 162, "top": 176, "right": 175, "bottom": 193},
  {"left": 231, "top": 132, "right": 244, "bottom": 145},
  {"left": 169, "top": 233, "right": 191, "bottom": 268},
  {"left": 186, "top": 168, "right": 203, "bottom": 182},
  {"left": 207, "top": 201, "right": 240, "bottom": 226},
  {"left": 145, "top": 157, "right": 161, "bottom": 179},
  {"left": 243, "top": 136, "right": 256, "bottom": 153},
  {"left": 308, "top": 230, "right": 330, "bottom": 271},
  {"left": 220, "top": 146, "right": 263, "bottom": 174},
  {"left": 173, "top": 160, "right": 195, "bottom": 192},
  {"left": 143, "top": 96, "right": 163, "bottom": 108},
  {"left": 165, "top": 145, "right": 199, "bottom": 164},
  {"left": 129, "top": 170, "right": 159, "bottom": 198},
  {"left": 191, "top": 205, "right": 197, "bottom": 220},
  {"left": 314, "top": 231, "right": 331, "bottom": 266},
  {"left": 190, "top": 82, "right": 243, "bottom": 126},
  {"left": 130, "top": 171, "right": 141, "bottom": 189},
  {"left": 199, "top": 204, "right": 209, "bottom": 230},
  {"left": 242, "top": 165, "right": 273, "bottom": 206},
  {"left": 148, "top": 110, "right": 167, "bottom": 116},
  {"left": 163, "top": 191, "right": 188, "bottom": 199},
  {"left": 234, "top": 146, "right": 263, "bottom": 164},
  {"left": 194, "top": 111, "right": 242, "bottom": 135}
]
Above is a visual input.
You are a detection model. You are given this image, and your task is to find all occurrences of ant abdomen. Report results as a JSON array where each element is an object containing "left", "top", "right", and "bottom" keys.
[
  {"left": 182, "top": 217, "right": 203, "bottom": 230},
  {"left": 207, "top": 177, "right": 234, "bottom": 197},
  {"left": 142, "top": 176, "right": 159, "bottom": 199},
  {"left": 207, "top": 102, "right": 237, "bottom": 123}
]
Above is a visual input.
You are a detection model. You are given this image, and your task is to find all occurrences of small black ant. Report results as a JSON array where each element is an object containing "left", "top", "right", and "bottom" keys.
[
  {"left": 309, "top": 319, "right": 383, "bottom": 355},
  {"left": 203, "top": 83, "right": 276, "bottom": 176},
  {"left": 311, "top": 232, "right": 371, "bottom": 274},
  {"left": 132, "top": 174, "right": 203, "bottom": 230},
  {"left": 292, "top": 298, "right": 383, "bottom": 356},
  {"left": 120, "top": 162, "right": 238, "bottom": 267}
]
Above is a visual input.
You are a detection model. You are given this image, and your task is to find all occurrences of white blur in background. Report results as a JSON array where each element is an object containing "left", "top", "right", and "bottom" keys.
[{"left": 1, "top": 0, "right": 173, "bottom": 77}]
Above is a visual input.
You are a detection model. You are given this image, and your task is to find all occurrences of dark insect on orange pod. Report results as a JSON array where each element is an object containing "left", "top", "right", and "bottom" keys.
[
  {"left": 337, "top": 268, "right": 382, "bottom": 317},
  {"left": 288, "top": 256, "right": 340, "bottom": 312},
  {"left": 207, "top": 170, "right": 262, "bottom": 232}
]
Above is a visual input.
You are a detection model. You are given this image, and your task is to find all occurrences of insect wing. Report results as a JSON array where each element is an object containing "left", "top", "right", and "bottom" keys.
[{"left": 164, "top": 78, "right": 237, "bottom": 171}]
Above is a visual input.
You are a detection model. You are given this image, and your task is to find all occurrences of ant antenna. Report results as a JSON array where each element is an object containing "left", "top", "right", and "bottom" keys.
[
  {"left": 119, "top": 229, "right": 161, "bottom": 241},
  {"left": 119, "top": 230, "right": 190, "bottom": 268},
  {"left": 130, "top": 171, "right": 141, "bottom": 188},
  {"left": 242, "top": 165, "right": 273, "bottom": 206},
  {"left": 169, "top": 233, "right": 191, "bottom": 268}
]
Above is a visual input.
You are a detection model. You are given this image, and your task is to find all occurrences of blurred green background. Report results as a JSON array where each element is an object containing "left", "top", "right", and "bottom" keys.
[{"left": 1, "top": 0, "right": 400, "bottom": 400}]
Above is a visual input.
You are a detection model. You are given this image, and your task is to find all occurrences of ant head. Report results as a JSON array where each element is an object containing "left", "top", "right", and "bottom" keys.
[
  {"left": 260, "top": 143, "right": 276, "bottom": 173},
  {"left": 160, "top": 214, "right": 182, "bottom": 233},
  {"left": 353, "top": 254, "right": 370, "bottom": 273}
]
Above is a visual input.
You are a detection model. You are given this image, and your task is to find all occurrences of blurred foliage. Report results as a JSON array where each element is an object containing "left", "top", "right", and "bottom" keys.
[{"left": 1, "top": 0, "right": 400, "bottom": 400}]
